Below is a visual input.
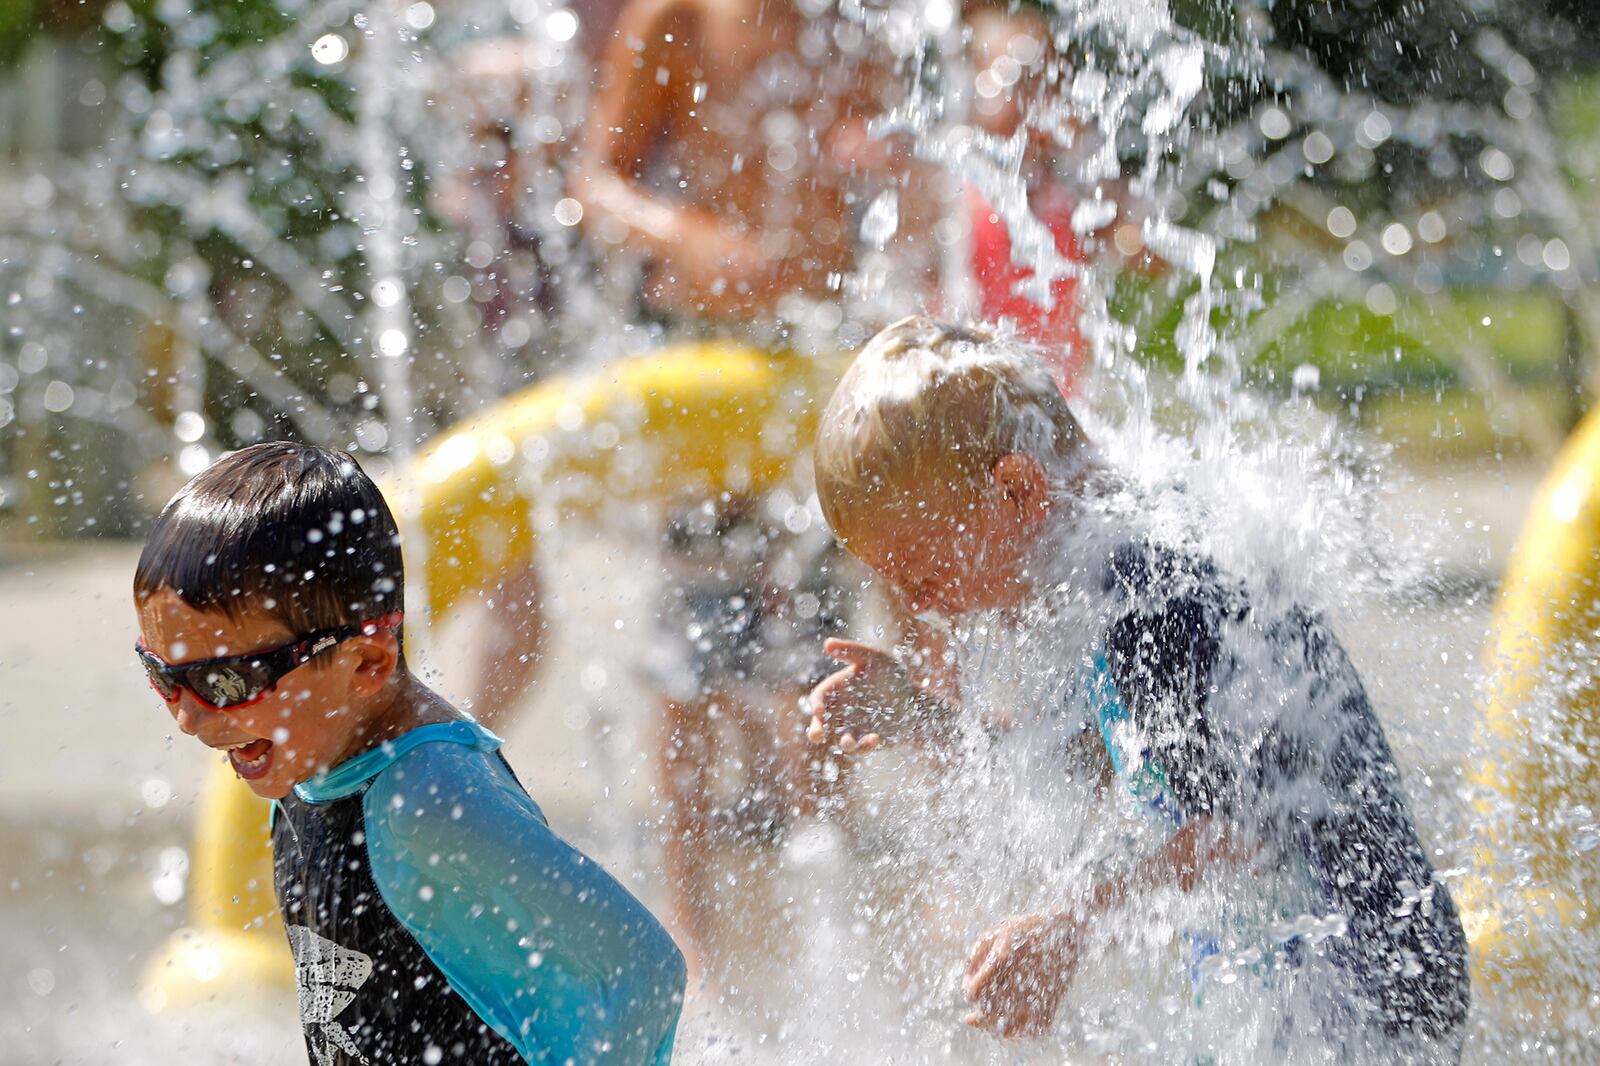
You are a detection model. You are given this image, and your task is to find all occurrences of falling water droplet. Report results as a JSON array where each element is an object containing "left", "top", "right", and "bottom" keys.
[{"left": 860, "top": 190, "right": 898, "bottom": 249}]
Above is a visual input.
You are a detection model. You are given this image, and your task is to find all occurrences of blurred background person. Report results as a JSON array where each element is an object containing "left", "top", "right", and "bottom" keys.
[{"left": 569, "top": 0, "right": 915, "bottom": 987}]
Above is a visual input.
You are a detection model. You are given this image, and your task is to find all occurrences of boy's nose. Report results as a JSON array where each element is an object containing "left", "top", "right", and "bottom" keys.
[{"left": 170, "top": 694, "right": 213, "bottom": 737}]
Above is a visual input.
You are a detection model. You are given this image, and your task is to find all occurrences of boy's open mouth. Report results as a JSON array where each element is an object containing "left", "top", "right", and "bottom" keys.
[{"left": 226, "top": 738, "right": 275, "bottom": 780}]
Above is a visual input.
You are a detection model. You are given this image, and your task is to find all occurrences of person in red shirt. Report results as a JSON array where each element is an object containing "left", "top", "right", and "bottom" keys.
[
  {"left": 965, "top": 3, "right": 1156, "bottom": 396},
  {"left": 968, "top": 178, "right": 1088, "bottom": 389}
]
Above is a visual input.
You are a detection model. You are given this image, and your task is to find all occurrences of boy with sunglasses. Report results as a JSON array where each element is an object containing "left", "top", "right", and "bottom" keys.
[{"left": 134, "top": 441, "right": 685, "bottom": 1065}]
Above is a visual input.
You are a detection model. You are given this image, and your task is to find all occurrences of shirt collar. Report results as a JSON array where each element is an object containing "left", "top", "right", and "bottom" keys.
[{"left": 292, "top": 719, "right": 503, "bottom": 804}]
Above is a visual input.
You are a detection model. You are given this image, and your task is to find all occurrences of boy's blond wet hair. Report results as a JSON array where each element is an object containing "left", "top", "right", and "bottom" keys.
[{"left": 814, "top": 315, "right": 1085, "bottom": 542}]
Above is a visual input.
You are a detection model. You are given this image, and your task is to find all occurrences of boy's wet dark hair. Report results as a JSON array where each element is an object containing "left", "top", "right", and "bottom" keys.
[{"left": 134, "top": 442, "right": 404, "bottom": 640}]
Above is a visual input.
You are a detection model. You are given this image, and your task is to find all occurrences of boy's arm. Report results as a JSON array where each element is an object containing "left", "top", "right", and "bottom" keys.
[
  {"left": 1293, "top": 619, "right": 1470, "bottom": 1037},
  {"left": 570, "top": 0, "right": 698, "bottom": 258},
  {"left": 962, "top": 586, "right": 1245, "bottom": 1038},
  {"left": 363, "top": 743, "right": 686, "bottom": 1066},
  {"left": 962, "top": 816, "right": 1248, "bottom": 1037}
]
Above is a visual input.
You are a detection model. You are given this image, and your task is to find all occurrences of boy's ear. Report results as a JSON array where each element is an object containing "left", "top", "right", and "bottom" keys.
[
  {"left": 348, "top": 632, "right": 401, "bottom": 696},
  {"left": 991, "top": 452, "right": 1050, "bottom": 530}
]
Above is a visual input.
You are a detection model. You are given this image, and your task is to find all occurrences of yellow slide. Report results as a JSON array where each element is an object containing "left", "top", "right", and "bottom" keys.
[
  {"left": 1462, "top": 406, "right": 1600, "bottom": 1033},
  {"left": 412, "top": 341, "right": 843, "bottom": 619},
  {"left": 142, "top": 341, "right": 844, "bottom": 1005}
]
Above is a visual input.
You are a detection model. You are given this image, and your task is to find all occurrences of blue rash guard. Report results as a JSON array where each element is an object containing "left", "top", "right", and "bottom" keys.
[{"left": 271, "top": 720, "right": 686, "bottom": 1065}]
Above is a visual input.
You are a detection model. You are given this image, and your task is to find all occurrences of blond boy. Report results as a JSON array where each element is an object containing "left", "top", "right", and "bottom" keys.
[{"left": 805, "top": 317, "right": 1468, "bottom": 1057}]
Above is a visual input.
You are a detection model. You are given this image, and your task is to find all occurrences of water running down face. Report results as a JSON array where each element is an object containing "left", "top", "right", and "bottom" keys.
[
  {"left": 840, "top": 452, "right": 1054, "bottom": 617},
  {"left": 136, "top": 587, "right": 402, "bottom": 799}
]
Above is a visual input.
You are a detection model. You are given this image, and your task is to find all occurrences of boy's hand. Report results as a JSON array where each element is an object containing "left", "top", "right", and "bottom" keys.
[
  {"left": 805, "top": 639, "right": 911, "bottom": 755},
  {"left": 962, "top": 912, "right": 1084, "bottom": 1039}
]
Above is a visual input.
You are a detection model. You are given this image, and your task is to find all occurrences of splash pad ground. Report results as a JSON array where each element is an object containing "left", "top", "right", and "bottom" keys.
[{"left": 0, "top": 457, "right": 1540, "bottom": 1065}]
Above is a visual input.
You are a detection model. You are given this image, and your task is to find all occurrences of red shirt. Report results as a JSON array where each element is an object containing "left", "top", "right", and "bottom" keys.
[{"left": 969, "top": 182, "right": 1088, "bottom": 395}]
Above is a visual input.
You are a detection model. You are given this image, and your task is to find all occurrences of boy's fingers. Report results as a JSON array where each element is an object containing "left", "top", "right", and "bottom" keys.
[
  {"left": 839, "top": 733, "right": 857, "bottom": 754},
  {"left": 967, "top": 989, "right": 1003, "bottom": 1023},
  {"left": 960, "top": 934, "right": 1011, "bottom": 998},
  {"left": 824, "top": 637, "right": 871, "bottom": 658},
  {"left": 858, "top": 733, "right": 881, "bottom": 752},
  {"left": 967, "top": 1010, "right": 1003, "bottom": 1034},
  {"left": 806, "top": 716, "right": 827, "bottom": 745},
  {"left": 964, "top": 944, "right": 1007, "bottom": 1000},
  {"left": 811, "top": 666, "right": 851, "bottom": 703},
  {"left": 807, "top": 669, "right": 855, "bottom": 720},
  {"left": 966, "top": 931, "right": 996, "bottom": 977},
  {"left": 967, "top": 927, "right": 1008, "bottom": 976},
  {"left": 815, "top": 667, "right": 859, "bottom": 705}
]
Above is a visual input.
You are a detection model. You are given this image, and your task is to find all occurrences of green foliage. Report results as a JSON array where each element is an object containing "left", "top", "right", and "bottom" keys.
[
  {"left": 98, "top": 0, "right": 443, "bottom": 449},
  {"left": 1167, "top": 0, "right": 1238, "bottom": 47},
  {"left": 0, "top": 0, "right": 40, "bottom": 68},
  {"left": 1257, "top": 292, "right": 1568, "bottom": 392},
  {"left": 1110, "top": 270, "right": 1571, "bottom": 396},
  {"left": 106, "top": 0, "right": 299, "bottom": 75},
  {"left": 1550, "top": 72, "right": 1600, "bottom": 234}
]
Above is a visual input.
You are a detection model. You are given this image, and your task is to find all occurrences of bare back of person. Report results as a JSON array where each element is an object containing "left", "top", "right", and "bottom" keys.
[
  {"left": 577, "top": 0, "right": 873, "bottom": 324},
  {"left": 572, "top": 0, "right": 904, "bottom": 998}
]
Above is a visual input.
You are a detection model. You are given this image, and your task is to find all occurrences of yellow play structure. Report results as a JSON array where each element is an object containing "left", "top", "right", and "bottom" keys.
[
  {"left": 1461, "top": 406, "right": 1600, "bottom": 1033},
  {"left": 141, "top": 341, "right": 845, "bottom": 1005}
]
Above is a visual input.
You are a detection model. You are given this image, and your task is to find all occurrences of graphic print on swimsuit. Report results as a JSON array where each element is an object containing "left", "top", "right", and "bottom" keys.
[
  {"left": 273, "top": 788, "right": 526, "bottom": 1065},
  {"left": 287, "top": 925, "right": 375, "bottom": 1066}
]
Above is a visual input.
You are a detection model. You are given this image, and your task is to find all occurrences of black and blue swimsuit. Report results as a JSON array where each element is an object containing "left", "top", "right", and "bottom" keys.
[
  {"left": 271, "top": 720, "right": 685, "bottom": 1065},
  {"left": 1084, "top": 543, "right": 1469, "bottom": 1053}
]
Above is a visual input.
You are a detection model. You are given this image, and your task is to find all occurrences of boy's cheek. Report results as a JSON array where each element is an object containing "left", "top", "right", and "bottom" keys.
[
  {"left": 235, "top": 704, "right": 324, "bottom": 767},
  {"left": 237, "top": 701, "right": 294, "bottom": 743}
]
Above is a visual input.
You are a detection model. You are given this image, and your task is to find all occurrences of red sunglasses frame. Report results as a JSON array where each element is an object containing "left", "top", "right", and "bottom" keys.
[{"left": 136, "top": 611, "right": 404, "bottom": 712}]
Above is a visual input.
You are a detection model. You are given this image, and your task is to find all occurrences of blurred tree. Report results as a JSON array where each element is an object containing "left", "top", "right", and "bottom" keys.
[
  {"left": 5, "top": 0, "right": 1599, "bottom": 538},
  {"left": 1081, "top": 0, "right": 1600, "bottom": 446},
  {"left": 0, "top": 0, "right": 105, "bottom": 65}
]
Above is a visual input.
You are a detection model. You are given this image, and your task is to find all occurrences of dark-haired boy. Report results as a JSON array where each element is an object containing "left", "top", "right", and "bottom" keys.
[{"left": 133, "top": 441, "right": 685, "bottom": 1066}]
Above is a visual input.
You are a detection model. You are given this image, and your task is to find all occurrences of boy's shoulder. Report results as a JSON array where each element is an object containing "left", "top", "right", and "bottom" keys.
[
  {"left": 359, "top": 720, "right": 547, "bottom": 844},
  {"left": 1099, "top": 539, "right": 1240, "bottom": 618},
  {"left": 1098, "top": 539, "right": 1341, "bottom": 674}
]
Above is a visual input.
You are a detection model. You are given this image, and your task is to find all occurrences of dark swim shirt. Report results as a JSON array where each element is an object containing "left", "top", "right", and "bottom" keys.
[
  {"left": 271, "top": 720, "right": 685, "bottom": 1065},
  {"left": 1087, "top": 542, "right": 1469, "bottom": 1047}
]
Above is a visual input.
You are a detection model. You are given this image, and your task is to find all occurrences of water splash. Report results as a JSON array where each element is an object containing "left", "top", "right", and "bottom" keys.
[{"left": 6, "top": 0, "right": 1600, "bottom": 1061}]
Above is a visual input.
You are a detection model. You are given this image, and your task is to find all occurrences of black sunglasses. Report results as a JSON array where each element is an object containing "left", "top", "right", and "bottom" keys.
[{"left": 135, "top": 611, "right": 403, "bottom": 711}]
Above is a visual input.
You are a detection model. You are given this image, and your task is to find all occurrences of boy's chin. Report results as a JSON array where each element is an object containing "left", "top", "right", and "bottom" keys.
[{"left": 241, "top": 774, "right": 296, "bottom": 800}]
